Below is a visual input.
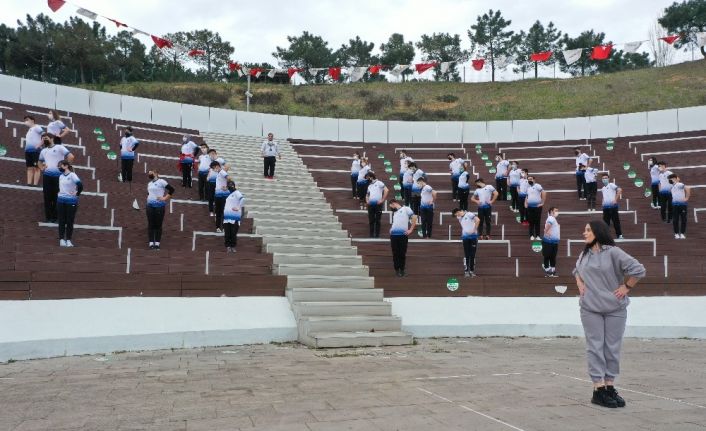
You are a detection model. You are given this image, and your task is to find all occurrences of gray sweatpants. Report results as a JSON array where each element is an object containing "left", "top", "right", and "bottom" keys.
[{"left": 580, "top": 307, "right": 627, "bottom": 383}]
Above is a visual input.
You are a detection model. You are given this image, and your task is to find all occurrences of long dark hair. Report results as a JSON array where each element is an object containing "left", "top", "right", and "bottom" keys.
[{"left": 580, "top": 220, "right": 615, "bottom": 262}]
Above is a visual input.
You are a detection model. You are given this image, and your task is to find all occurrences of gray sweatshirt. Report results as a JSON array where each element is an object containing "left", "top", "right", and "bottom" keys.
[{"left": 573, "top": 245, "right": 646, "bottom": 313}]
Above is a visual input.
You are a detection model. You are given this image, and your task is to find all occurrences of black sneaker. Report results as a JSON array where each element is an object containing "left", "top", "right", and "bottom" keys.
[
  {"left": 591, "top": 387, "right": 618, "bottom": 408},
  {"left": 606, "top": 386, "right": 626, "bottom": 407}
]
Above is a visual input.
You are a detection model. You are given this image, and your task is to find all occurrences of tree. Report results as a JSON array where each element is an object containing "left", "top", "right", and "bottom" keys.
[
  {"left": 0, "top": 24, "right": 16, "bottom": 74},
  {"left": 11, "top": 14, "right": 58, "bottom": 81},
  {"left": 335, "top": 36, "right": 378, "bottom": 66},
  {"left": 659, "top": 0, "right": 706, "bottom": 58},
  {"left": 468, "top": 9, "right": 520, "bottom": 82},
  {"left": 108, "top": 31, "right": 147, "bottom": 83},
  {"left": 54, "top": 17, "right": 110, "bottom": 84},
  {"left": 558, "top": 30, "right": 607, "bottom": 77},
  {"left": 185, "top": 30, "right": 234, "bottom": 80},
  {"left": 379, "top": 33, "right": 416, "bottom": 81},
  {"left": 597, "top": 50, "right": 653, "bottom": 73},
  {"left": 514, "top": 21, "right": 562, "bottom": 79},
  {"left": 151, "top": 32, "right": 190, "bottom": 81},
  {"left": 273, "top": 31, "right": 334, "bottom": 69},
  {"left": 415, "top": 32, "right": 466, "bottom": 81}
]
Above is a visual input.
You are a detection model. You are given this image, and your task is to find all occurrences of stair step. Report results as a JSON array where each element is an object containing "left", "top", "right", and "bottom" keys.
[
  {"left": 286, "top": 275, "right": 374, "bottom": 289},
  {"left": 275, "top": 263, "right": 368, "bottom": 277},
  {"left": 253, "top": 218, "right": 342, "bottom": 229},
  {"left": 293, "top": 301, "right": 391, "bottom": 317},
  {"left": 273, "top": 253, "right": 361, "bottom": 265},
  {"left": 265, "top": 243, "right": 358, "bottom": 256},
  {"left": 287, "top": 287, "right": 383, "bottom": 303},
  {"left": 299, "top": 315, "right": 403, "bottom": 334},
  {"left": 261, "top": 235, "right": 350, "bottom": 246},
  {"left": 256, "top": 226, "right": 349, "bottom": 238},
  {"left": 302, "top": 331, "right": 414, "bottom": 348}
]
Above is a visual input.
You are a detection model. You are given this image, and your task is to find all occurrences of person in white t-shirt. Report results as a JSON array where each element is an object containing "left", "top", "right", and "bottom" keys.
[
  {"left": 542, "top": 207, "right": 560, "bottom": 277},
  {"left": 145, "top": 170, "right": 175, "bottom": 250},
  {"left": 452, "top": 208, "right": 481, "bottom": 277},
  {"left": 447, "top": 153, "right": 464, "bottom": 201},
  {"left": 365, "top": 172, "right": 389, "bottom": 238},
  {"left": 417, "top": 177, "right": 438, "bottom": 238},
  {"left": 582, "top": 164, "right": 600, "bottom": 211},
  {"left": 494, "top": 154, "right": 510, "bottom": 202},
  {"left": 119, "top": 126, "right": 139, "bottom": 183},
  {"left": 508, "top": 161, "right": 521, "bottom": 212},
  {"left": 389, "top": 199, "right": 417, "bottom": 277},
  {"left": 351, "top": 152, "right": 362, "bottom": 199},
  {"left": 647, "top": 157, "right": 660, "bottom": 209},
  {"left": 457, "top": 167, "right": 471, "bottom": 211},
  {"left": 356, "top": 158, "right": 372, "bottom": 206},
  {"left": 261, "top": 132, "right": 281, "bottom": 179},
  {"left": 38, "top": 133, "right": 74, "bottom": 223},
  {"left": 23, "top": 115, "right": 43, "bottom": 186},
  {"left": 211, "top": 161, "right": 232, "bottom": 232},
  {"left": 180, "top": 135, "right": 200, "bottom": 188},
  {"left": 668, "top": 173, "right": 690, "bottom": 239},
  {"left": 46, "top": 110, "right": 71, "bottom": 145},
  {"left": 471, "top": 178, "right": 498, "bottom": 240},
  {"left": 196, "top": 143, "right": 211, "bottom": 200},
  {"left": 398, "top": 151, "right": 414, "bottom": 190},
  {"left": 525, "top": 176, "right": 546, "bottom": 240},
  {"left": 599, "top": 174, "right": 623, "bottom": 239},
  {"left": 574, "top": 147, "right": 592, "bottom": 200},
  {"left": 223, "top": 181, "right": 245, "bottom": 253},
  {"left": 657, "top": 161, "right": 673, "bottom": 223},
  {"left": 56, "top": 161, "right": 83, "bottom": 247}
]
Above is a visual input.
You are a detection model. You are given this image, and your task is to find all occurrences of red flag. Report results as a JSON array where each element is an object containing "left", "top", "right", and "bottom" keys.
[
  {"left": 288, "top": 67, "right": 303, "bottom": 78},
  {"left": 590, "top": 45, "right": 612, "bottom": 60},
  {"left": 250, "top": 68, "right": 263, "bottom": 78},
  {"left": 188, "top": 49, "right": 206, "bottom": 57},
  {"left": 415, "top": 62, "right": 437, "bottom": 74},
  {"left": 530, "top": 51, "right": 553, "bottom": 62},
  {"left": 471, "top": 59, "right": 485, "bottom": 71},
  {"left": 369, "top": 65, "right": 382, "bottom": 75},
  {"left": 151, "top": 35, "right": 173, "bottom": 49},
  {"left": 660, "top": 35, "right": 680, "bottom": 45},
  {"left": 228, "top": 61, "right": 240, "bottom": 72},
  {"left": 108, "top": 18, "right": 127, "bottom": 28},
  {"left": 328, "top": 67, "right": 341, "bottom": 81},
  {"left": 47, "top": 0, "right": 65, "bottom": 12}
]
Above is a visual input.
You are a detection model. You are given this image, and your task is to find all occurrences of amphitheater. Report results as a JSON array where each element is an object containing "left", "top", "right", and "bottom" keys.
[{"left": 1, "top": 75, "right": 705, "bottom": 430}]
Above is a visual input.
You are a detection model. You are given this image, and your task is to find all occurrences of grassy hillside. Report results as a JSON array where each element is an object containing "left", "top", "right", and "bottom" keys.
[{"left": 81, "top": 60, "right": 706, "bottom": 121}]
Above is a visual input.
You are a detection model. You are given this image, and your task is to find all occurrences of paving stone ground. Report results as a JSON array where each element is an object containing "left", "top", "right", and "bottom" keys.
[{"left": 1, "top": 337, "right": 705, "bottom": 431}]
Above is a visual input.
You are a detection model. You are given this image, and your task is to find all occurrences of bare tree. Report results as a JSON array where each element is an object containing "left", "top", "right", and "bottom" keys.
[{"left": 648, "top": 18, "right": 675, "bottom": 67}]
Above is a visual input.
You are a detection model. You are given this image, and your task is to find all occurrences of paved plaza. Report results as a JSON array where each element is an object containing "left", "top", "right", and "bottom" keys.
[{"left": 1, "top": 337, "right": 705, "bottom": 431}]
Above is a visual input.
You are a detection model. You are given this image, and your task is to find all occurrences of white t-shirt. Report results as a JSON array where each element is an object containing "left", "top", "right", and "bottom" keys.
[
  {"left": 181, "top": 141, "right": 198, "bottom": 163},
  {"left": 600, "top": 183, "right": 620, "bottom": 208},
  {"left": 390, "top": 206, "right": 414, "bottom": 235},
  {"left": 58, "top": 172, "right": 81, "bottom": 204},
  {"left": 459, "top": 212, "right": 478, "bottom": 239},
  {"left": 495, "top": 160, "right": 510, "bottom": 179},
  {"left": 47, "top": 120, "right": 66, "bottom": 137},
  {"left": 224, "top": 190, "right": 245, "bottom": 223},
  {"left": 214, "top": 170, "right": 230, "bottom": 197},
  {"left": 367, "top": 180, "right": 386, "bottom": 205},
  {"left": 399, "top": 156, "right": 413, "bottom": 173},
  {"left": 25, "top": 125, "right": 43, "bottom": 153},
  {"left": 544, "top": 215, "right": 560, "bottom": 243},
  {"left": 576, "top": 152, "right": 590, "bottom": 169},
  {"left": 450, "top": 158, "right": 464, "bottom": 176},
  {"left": 357, "top": 165, "right": 371, "bottom": 183},
  {"left": 649, "top": 165, "right": 660, "bottom": 185},
  {"left": 412, "top": 169, "right": 425, "bottom": 192},
  {"left": 261, "top": 140, "right": 280, "bottom": 157},
  {"left": 420, "top": 184, "right": 434, "bottom": 208},
  {"left": 207, "top": 157, "right": 227, "bottom": 181},
  {"left": 458, "top": 171, "right": 470, "bottom": 189},
  {"left": 120, "top": 136, "right": 139, "bottom": 160},
  {"left": 147, "top": 179, "right": 169, "bottom": 207},
  {"left": 508, "top": 168, "right": 521, "bottom": 186},
  {"left": 658, "top": 170, "right": 673, "bottom": 193},
  {"left": 518, "top": 178, "right": 529, "bottom": 196},
  {"left": 526, "top": 183, "right": 544, "bottom": 207},
  {"left": 473, "top": 185, "right": 496, "bottom": 208},
  {"left": 198, "top": 154, "right": 212, "bottom": 173},
  {"left": 671, "top": 182, "right": 687, "bottom": 205},
  {"left": 39, "top": 144, "right": 71, "bottom": 177},
  {"left": 351, "top": 158, "right": 361, "bottom": 175},
  {"left": 584, "top": 167, "right": 599, "bottom": 183},
  {"left": 402, "top": 168, "right": 414, "bottom": 187}
]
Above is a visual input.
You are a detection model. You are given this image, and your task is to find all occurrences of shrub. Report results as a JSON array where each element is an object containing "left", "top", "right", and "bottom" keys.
[
  {"left": 436, "top": 94, "right": 459, "bottom": 103},
  {"left": 252, "top": 91, "right": 282, "bottom": 105},
  {"left": 364, "top": 94, "right": 395, "bottom": 115}
]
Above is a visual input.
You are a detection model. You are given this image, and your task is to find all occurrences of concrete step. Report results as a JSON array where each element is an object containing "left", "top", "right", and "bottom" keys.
[
  {"left": 293, "top": 301, "right": 391, "bottom": 317},
  {"left": 246, "top": 196, "right": 329, "bottom": 206},
  {"left": 286, "top": 287, "right": 383, "bottom": 303},
  {"left": 249, "top": 211, "right": 339, "bottom": 223},
  {"left": 285, "top": 275, "right": 374, "bottom": 289},
  {"left": 299, "top": 315, "right": 403, "bottom": 334},
  {"left": 255, "top": 226, "right": 349, "bottom": 238},
  {"left": 273, "top": 253, "right": 361, "bottom": 265},
  {"left": 261, "top": 235, "right": 350, "bottom": 247},
  {"left": 245, "top": 188, "right": 323, "bottom": 197},
  {"left": 248, "top": 206, "right": 333, "bottom": 216},
  {"left": 301, "top": 331, "right": 414, "bottom": 348},
  {"left": 274, "top": 263, "right": 368, "bottom": 277},
  {"left": 253, "top": 218, "right": 341, "bottom": 229},
  {"left": 265, "top": 243, "right": 358, "bottom": 256}
]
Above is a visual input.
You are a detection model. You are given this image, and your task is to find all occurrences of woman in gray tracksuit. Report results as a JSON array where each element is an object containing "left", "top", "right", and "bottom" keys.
[{"left": 573, "top": 220, "right": 646, "bottom": 409}]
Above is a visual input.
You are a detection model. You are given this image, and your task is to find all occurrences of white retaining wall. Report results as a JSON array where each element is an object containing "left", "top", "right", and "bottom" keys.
[{"left": 1, "top": 74, "right": 704, "bottom": 142}]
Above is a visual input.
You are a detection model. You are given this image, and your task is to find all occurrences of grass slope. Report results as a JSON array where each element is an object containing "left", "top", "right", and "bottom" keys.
[{"left": 82, "top": 60, "right": 706, "bottom": 121}]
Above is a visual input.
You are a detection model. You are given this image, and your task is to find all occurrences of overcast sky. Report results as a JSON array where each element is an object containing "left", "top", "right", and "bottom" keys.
[{"left": 2, "top": 0, "right": 695, "bottom": 81}]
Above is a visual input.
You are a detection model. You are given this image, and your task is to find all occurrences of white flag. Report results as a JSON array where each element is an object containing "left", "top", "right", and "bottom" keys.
[
  {"left": 132, "top": 199, "right": 140, "bottom": 210},
  {"left": 309, "top": 68, "right": 324, "bottom": 74},
  {"left": 494, "top": 55, "right": 515, "bottom": 69},
  {"left": 350, "top": 66, "right": 368, "bottom": 82},
  {"left": 697, "top": 32, "right": 706, "bottom": 47},
  {"left": 131, "top": 29, "right": 150, "bottom": 37},
  {"left": 622, "top": 41, "right": 643, "bottom": 53},
  {"left": 563, "top": 48, "right": 583, "bottom": 65},
  {"left": 389, "top": 64, "right": 409, "bottom": 77},
  {"left": 267, "top": 69, "right": 277, "bottom": 79},
  {"left": 440, "top": 61, "right": 452, "bottom": 74},
  {"left": 76, "top": 8, "right": 98, "bottom": 20}
]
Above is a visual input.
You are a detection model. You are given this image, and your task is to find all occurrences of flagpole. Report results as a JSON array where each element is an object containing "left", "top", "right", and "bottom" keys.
[{"left": 246, "top": 74, "right": 251, "bottom": 112}]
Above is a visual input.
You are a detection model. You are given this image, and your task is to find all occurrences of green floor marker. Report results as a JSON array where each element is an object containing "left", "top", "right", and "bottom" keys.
[
  {"left": 643, "top": 188, "right": 651, "bottom": 197},
  {"left": 0, "top": 145, "right": 6, "bottom": 157},
  {"left": 384, "top": 167, "right": 392, "bottom": 173},
  {"left": 100, "top": 143, "right": 110, "bottom": 151},
  {"left": 635, "top": 178, "right": 644, "bottom": 187},
  {"left": 481, "top": 154, "right": 489, "bottom": 161},
  {"left": 623, "top": 162, "right": 630, "bottom": 170},
  {"left": 395, "top": 193, "right": 402, "bottom": 200},
  {"left": 485, "top": 161, "right": 492, "bottom": 167},
  {"left": 516, "top": 215, "right": 521, "bottom": 223},
  {"left": 446, "top": 277, "right": 459, "bottom": 291},
  {"left": 476, "top": 149, "right": 482, "bottom": 154},
  {"left": 389, "top": 175, "right": 398, "bottom": 181},
  {"left": 97, "top": 136, "right": 106, "bottom": 142},
  {"left": 628, "top": 170, "right": 636, "bottom": 179},
  {"left": 393, "top": 184, "right": 401, "bottom": 191},
  {"left": 377, "top": 153, "right": 384, "bottom": 158},
  {"left": 488, "top": 168, "right": 496, "bottom": 174},
  {"left": 93, "top": 128, "right": 102, "bottom": 134},
  {"left": 107, "top": 151, "right": 117, "bottom": 160},
  {"left": 531, "top": 241, "right": 542, "bottom": 253}
]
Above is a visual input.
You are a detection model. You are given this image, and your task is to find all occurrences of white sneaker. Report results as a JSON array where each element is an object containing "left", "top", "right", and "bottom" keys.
[
  {"left": 216, "top": 228, "right": 223, "bottom": 233},
  {"left": 675, "top": 234, "right": 680, "bottom": 239},
  {"left": 210, "top": 212, "right": 215, "bottom": 217},
  {"left": 618, "top": 235, "right": 624, "bottom": 239},
  {"left": 59, "top": 239, "right": 67, "bottom": 247},
  {"left": 680, "top": 234, "right": 686, "bottom": 239},
  {"left": 65, "top": 240, "right": 74, "bottom": 247}
]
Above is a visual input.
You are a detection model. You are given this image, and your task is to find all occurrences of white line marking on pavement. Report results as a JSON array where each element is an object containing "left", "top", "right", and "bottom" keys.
[
  {"left": 550, "top": 372, "right": 706, "bottom": 409},
  {"left": 417, "top": 387, "right": 527, "bottom": 431}
]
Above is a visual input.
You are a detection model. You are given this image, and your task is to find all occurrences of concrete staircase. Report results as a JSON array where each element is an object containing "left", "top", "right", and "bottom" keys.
[{"left": 202, "top": 132, "right": 413, "bottom": 348}]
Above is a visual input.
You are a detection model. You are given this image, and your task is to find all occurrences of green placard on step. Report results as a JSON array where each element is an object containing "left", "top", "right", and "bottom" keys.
[
  {"left": 97, "top": 136, "right": 106, "bottom": 142},
  {"left": 395, "top": 193, "right": 402, "bottom": 200},
  {"left": 100, "top": 143, "right": 110, "bottom": 151},
  {"left": 606, "top": 145, "right": 614, "bottom": 151},
  {"left": 107, "top": 151, "right": 117, "bottom": 160},
  {"left": 447, "top": 277, "right": 459, "bottom": 291},
  {"left": 384, "top": 167, "right": 392, "bottom": 173},
  {"left": 516, "top": 215, "right": 521, "bottom": 223},
  {"left": 393, "top": 184, "right": 401, "bottom": 191},
  {"left": 476, "top": 149, "right": 482, "bottom": 154},
  {"left": 93, "top": 128, "right": 102, "bottom": 134},
  {"left": 389, "top": 175, "right": 398, "bottom": 181},
  {"left": 635, "top": 178, "right": 644, "bottom": 187},
  {"left": 643, "top": 187, "right": 651, "bottom": 197},
  {"left": 481, "top": 154, "right": 489, "bottom": 161},
  {"left": 377, "top": 153, "right": 385, "bottom": 158},
  {"left": 531, "top": 241, "right": 543, "bottom": 253},
  {"left": 0, "top": 145, "right": 7, "bottom": 157},
  {"left": 623, "top": 162, "right": 630, "bottom": 170},
  {"left": 628, "top": 170, "right": 636, "bottom": 179},
  {"left": 383, "top": 160, "right": 391, "bottom": 166}
]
